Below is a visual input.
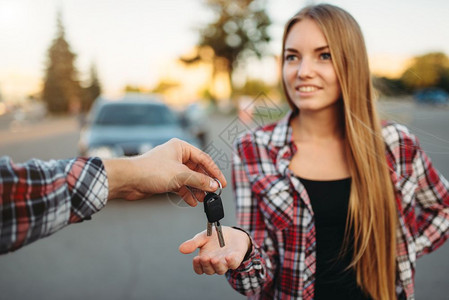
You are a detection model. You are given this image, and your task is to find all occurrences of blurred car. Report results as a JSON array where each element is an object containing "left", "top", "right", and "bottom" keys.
[
  {"left": 180, "top": 102, "right": 208, "bottom": 148},
  {"left": 414, "top": 88, "right": 449, "bottom": 105},
  {"left": 78, "top": 94, "right": 201, "bottom": 158}
]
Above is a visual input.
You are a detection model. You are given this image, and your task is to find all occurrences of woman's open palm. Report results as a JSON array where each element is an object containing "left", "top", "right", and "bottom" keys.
[{"left": 179, "top": 226, "right": 251, "bottom": 275}]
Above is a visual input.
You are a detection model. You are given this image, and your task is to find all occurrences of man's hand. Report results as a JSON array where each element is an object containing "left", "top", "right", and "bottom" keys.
[
  {"left": 179, "top": 226, "right": 251, "bottom": 275},
  {"left": 103, "top": 138, "right": 227, "bottom": 206}
]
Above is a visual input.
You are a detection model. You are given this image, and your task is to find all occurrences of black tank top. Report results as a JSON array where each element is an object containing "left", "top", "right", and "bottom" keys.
[{"left": 298, "top": 176, "right": 372, "bottom": 300}]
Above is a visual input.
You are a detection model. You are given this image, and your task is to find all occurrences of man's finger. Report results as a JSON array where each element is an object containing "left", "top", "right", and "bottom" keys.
[
  {"left": 182, "top": 162, "right": 214, "bottom": 199},
  {"left": 188, "top": 186, "right": 206, "bottom": 203},
  {"left": 178, "top": 186, "right": 198, "bottom": 207},
  {"left": 180, "top": 141, "right": 227, "bottom": 188},
  {"left": 179, "top": 231, "right": 208, "bottom": 254},
  {"left": 179, "top": 170, "right": 220, "bottom": 193}
]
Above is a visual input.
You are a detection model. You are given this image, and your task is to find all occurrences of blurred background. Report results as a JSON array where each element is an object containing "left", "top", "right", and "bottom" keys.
[{"left": 0, "top": 0, "right": 448, "bottom": 299}]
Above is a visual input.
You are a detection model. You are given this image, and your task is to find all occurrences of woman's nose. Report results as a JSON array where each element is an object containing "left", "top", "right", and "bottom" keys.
[{"left": 297, "top": 59, "right": 314, "bottom": 79}]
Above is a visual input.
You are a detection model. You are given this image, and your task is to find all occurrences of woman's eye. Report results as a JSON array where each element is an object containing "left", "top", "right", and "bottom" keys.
[
  {"left": 285, "top": 54, "right": 298, "bottom": 61},
  {"left": 320, "top": 52, "right": 332, "bottom": 60}
]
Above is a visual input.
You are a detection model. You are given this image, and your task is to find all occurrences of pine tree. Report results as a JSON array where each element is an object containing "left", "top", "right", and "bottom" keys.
[
  {"left": 42, "top": 13, "right": 82, "bottom": 114},
  {"left": 82, "top": 63, "right": 102, "bottom": 112}
]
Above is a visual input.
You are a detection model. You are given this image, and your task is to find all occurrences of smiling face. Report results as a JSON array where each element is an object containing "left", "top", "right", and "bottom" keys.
[{"left": 283, "top": 18, "right": 341, "bottom": 113}]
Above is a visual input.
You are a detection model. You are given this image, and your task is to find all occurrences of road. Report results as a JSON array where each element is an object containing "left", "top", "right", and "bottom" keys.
[{"left": 0, "top": 100, "right": 448, "bottom": 300}]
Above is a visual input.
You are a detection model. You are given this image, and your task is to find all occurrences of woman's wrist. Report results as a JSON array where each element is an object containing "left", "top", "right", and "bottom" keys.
[{"left": 232, "top": 226, "right": 253, "bottom": 261}]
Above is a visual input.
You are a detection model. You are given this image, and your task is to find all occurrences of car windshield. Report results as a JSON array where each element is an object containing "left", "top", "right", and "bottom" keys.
[{"left": 94, "top": 103, "right": 179, "bottom": 126}]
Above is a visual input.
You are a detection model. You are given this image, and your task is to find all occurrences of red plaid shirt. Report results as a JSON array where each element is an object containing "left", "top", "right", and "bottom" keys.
[
  {"left": 0, "top": 157, "right": 108, "bottom": 254},
  {"left": 226, "top": 112, "right": 449, "bottom": 299}
]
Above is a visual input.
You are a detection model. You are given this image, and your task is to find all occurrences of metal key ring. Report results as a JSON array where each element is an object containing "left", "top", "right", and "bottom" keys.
[{"left": 214, "top": 178, "right": 222, "bottom": 196}]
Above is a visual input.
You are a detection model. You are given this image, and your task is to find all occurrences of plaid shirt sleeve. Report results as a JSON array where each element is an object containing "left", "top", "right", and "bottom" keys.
[
  {"left": 410, "top": 135, "right": 449, "bottom": 258},
  {"left": 0, "top": 156, "right": 108, "bottom": 254},
  {"left": 226, "top": 135, "right": 278, "bottom": 297}
]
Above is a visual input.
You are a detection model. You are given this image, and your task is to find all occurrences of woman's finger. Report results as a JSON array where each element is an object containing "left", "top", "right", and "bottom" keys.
[
  {"left": 193, "top": 256, "right": 204, "bottom": 274},
  {"left": 179, "top": 231, "right": 208, "bottom": 254},
  {"left": 199, "top": 254, "right": 216, "bottom": 275},
  {"left": 210, "top": 256, "right": 228, "bottom": 275},
  {"left": 225, "top": 254, "right": 242, "bottom": 270}
]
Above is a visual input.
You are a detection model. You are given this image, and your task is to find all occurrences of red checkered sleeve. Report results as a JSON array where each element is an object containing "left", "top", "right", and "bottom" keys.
[
  {"left": 411, "top": 136, "right": 449, "bottom": 257},
  {"left": 226, "top": 134, "right": 278, "bottom": 298},
  {"left": 0, "top": 156, "right": 108, "bottom": 254}
]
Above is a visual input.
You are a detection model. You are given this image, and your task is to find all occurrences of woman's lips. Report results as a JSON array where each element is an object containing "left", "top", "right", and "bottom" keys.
[
  {"left": 295, "top": 85, "right": 321, "bottom": 96},
  {"left": 297, "top": 85, "right": 318, "bottom": 92}
]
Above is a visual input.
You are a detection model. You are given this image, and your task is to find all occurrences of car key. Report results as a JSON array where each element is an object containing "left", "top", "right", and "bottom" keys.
[
  {"left": 206, "top": 221, "right": 213, "bottom": 236},
  {"left": 204, "top": 192, "right": 225, "bottom": 247},
  {"left": 203, "top": 179, "right": 225, "bottom": 247}
]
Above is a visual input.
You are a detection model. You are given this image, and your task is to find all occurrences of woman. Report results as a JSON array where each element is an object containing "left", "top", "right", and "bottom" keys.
[{"left": 179, "top": 4, "right": 449, "bottom": 300}]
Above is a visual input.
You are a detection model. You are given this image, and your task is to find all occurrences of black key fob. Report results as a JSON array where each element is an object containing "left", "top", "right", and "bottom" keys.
[{"left": 204, "top": 192, "right": 224, "bottom": 223}]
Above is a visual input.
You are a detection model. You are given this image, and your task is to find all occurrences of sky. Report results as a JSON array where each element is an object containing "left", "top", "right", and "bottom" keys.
[{"left": 0, "top": 0, "right": 448, "bottom": 102}]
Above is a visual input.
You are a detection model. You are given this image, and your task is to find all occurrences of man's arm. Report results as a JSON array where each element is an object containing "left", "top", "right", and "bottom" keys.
[
  {"left": 103, "top": 138, "right": 226, "bottom": 205},
  {"left": 0, "top": 138, "right": 226, "bottom": 254},
  {"left": 0, "top": 156, "right": 108, "bottom": 254}
]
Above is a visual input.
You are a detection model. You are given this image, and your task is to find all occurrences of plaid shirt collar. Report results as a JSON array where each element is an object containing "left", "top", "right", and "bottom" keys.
[
  {"left": 269, "top": 110, "right": 295, "bottom": 148},
  {"left": 265, "top": 111, "right": 296, "bottom": 177},
  {"left": 259, "top": 111, "right": 317, "bottom": 214}
]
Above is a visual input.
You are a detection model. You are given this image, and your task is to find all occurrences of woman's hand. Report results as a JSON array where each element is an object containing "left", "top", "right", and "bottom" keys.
[{"left": 179, "top": 226, "right": 251, "bottom": 275}]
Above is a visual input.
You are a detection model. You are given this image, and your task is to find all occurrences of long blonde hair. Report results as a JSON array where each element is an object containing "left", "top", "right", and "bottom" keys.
[{"left": 281, "top": 4, "right": 397, "bottom": 300}]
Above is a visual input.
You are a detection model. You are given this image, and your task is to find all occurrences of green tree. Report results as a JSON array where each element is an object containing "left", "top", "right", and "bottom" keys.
[
  {"left": 372, "top": 76, "right": 406, "bottom": 96},
  {"left": 400, "top": 52, "right": 449, "bottom": 92},
  {"left": 42, "top": 13, "right": 82, "bottom": 114},
  {"left": 194, "top": 0, "right": 271, "bottom": 96},
  {"left": 81, "top": 63, "right": 102, "bottom": 112}
]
